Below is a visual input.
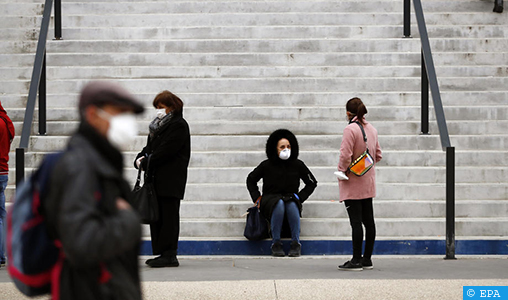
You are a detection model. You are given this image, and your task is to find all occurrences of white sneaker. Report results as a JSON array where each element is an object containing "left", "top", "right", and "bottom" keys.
[{"left": 334, "top": 171, "right": 349, "bottom": 181}]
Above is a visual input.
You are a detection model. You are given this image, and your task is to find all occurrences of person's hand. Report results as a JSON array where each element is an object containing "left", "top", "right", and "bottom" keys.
[
  {"left": 334, "top": 171, "right": 349, "bottom": 181},
  {"left": 282, "top": 194, "right": 299, "bottom": 202},
  {"left": 135, "top": 157, "right": 144, "bottom": 170},
  {"left": 116, "top": 198, "right": 132, "bottom": 210}
]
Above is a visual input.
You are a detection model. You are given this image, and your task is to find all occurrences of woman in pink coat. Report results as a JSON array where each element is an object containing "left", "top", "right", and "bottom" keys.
[{"left": 337, "top": 97, "right": 382, "bottom": 271}]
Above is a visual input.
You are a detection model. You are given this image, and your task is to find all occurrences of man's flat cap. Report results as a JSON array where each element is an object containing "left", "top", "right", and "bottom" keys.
[{"left": 79, "top": 81, "right": 144, "bottom": 114}]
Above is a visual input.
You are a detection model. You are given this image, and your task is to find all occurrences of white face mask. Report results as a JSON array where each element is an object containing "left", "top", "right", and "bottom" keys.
[
  {"left": 156, "top": 109, "right": 166, "bottom": 119},
  {"left": 98, "top": 109, "right": 138, "bottom": 151},
  {"left": 279, "top": 148, "right": 291, "bottom": 160}
]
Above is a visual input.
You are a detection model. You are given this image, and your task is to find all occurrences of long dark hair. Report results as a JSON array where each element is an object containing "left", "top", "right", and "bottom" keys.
[{"left": 346, "top": 97, "right": 367, "bottom": 124}]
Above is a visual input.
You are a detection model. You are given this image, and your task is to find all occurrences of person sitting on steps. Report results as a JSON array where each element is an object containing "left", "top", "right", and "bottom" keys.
[{"left": 247, "top": 129, "right": 317, "bottom": 257}]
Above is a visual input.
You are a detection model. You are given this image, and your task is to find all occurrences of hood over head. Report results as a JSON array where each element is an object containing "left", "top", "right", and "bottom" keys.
[{"left": 265, "top": 129, "right": 299, "bottom": 162}]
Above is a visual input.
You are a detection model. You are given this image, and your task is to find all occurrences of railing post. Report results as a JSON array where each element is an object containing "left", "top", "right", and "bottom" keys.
[
  {"left": 15, "top": 148, "right": 25, "bottom": 187},
  {"left": 403, "top": 0, "right": 411, "bottom": 37},
  {"left": 21, "top": 0, "right": 53, "bottom": 149},
  {"left": 445, "top": 147, "right": 456, "bottom": 260},
  {"left": 54, "top": 0, "right": 62, "bottom": 40},
  {"left": 39, "top": 53, "right": 47, "bottom": 135},
  {"left": 421, "top": 50, "right": 429, "bottom": 135}
]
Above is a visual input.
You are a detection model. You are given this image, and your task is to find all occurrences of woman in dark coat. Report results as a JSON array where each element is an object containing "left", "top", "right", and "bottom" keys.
[
  {"left": 246, "top": 129, "right": 317, "bottom": 257},
  {"left": 134, "top": 90, "right": 191, "bottom": 268}
]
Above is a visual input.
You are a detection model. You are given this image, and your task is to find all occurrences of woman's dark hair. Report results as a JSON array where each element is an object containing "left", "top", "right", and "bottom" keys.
[
  {"left": 346, "top": 97, "right": 367, "bottom": 124},
  {"left": 153, "top": 90, "right": 184, "bottom": 114}
]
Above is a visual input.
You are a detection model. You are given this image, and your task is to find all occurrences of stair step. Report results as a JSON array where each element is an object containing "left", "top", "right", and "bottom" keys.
[
  {"left": 178, "top": 200, "right": 508, "bottom": 219},
  {"left": 4, "top": 180, "right": 508, "bottom": 202},
  {"left": 9, "top": 119, "right": 508, "bottom": 137},
  {"left": 169, "top": 217, "right": 508, "bottom": 238},
  {"left": 10, "top": 39, "right": 495, "bottom": 53},
  {"left": 4, "top": 53, "right": 508, "bottom": 68},
  {"left": 46, "top": 13, "right": 507, "bottom": 28},
  {"left": 1, "top": 91, "right": 507, "bottom": 108},
  {"left": 6, "top": 134, "right": 508, "bottom": 155},
  {"left": 5, "top": 104, "right": 508, "bottom": 123},
  {"left": 38, "top": 25, "right": 508, "bottom": 41},
  {"left": 4, "top": 65, "right": 508, "bottom": 82},
  {"left": 53, "top": 1, "right": 499, "bottom": 15},
  {"left": 4, "top": 166, "right": 508, "bottom": 188}
]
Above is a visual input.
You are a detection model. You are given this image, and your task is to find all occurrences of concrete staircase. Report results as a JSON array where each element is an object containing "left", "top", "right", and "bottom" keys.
[{"left": 1, "top": 0, "right": 507, "bottom": 254}]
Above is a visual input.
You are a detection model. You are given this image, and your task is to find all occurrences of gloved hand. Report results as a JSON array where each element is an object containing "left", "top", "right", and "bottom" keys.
[
  {"left": 282, "top": 193, "right": 300, "bottom": 202},
  {"left": 135, "top": 157, "right": 144, "bottom": 170}
]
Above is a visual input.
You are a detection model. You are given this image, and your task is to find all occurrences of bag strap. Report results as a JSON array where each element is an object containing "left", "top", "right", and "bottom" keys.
[
  {"left": 134, "top": 166, "right": 143, "bottom": 188},
  {"left": 354, "top": 121, "right": 367, "bottom": 142},
  {"left": 134, "top": 155, "right": 152, "bottom": 186},
  {"left": 354, "top": 121, "right": 369, "bottom": 151},
  {"left": 143, "top": 155, "right": 154, "bottom": 183}
]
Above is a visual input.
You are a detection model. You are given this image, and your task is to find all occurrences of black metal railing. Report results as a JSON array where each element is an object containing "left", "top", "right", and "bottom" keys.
[
  {"left": 403, "top": 0, "right": 455, "bottom": 259},
  {"left": 16, "top": 0, "right": 62, "bottom": 187}
]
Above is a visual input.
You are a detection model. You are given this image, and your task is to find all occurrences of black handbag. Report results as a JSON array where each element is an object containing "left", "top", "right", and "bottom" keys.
[
  {"left": 132, "top": 156, "right": 159, "bottom": 224},
  {"left": 243, "top": 206, "right": 270, "bottom": 241}
]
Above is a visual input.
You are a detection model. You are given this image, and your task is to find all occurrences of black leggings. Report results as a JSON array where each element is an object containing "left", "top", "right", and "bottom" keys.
[{"left": 344, "top": 198, "right": 376, "bottom": 260}]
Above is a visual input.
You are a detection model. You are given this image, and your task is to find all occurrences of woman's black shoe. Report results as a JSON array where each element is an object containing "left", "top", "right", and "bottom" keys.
[
  {"left": 271, "top": 241, "right": 285, "bottom": 257},
  {"left": 338, "top": 260, "right": 363, "bottom": 271},
  {"left": 494, "top": 0, "right": 504, "bottom": 13},
  {"left": 288, "top": 241, "right": 301, "bottom": 257},
  {"left": 361, "top": 258, "right": 373, "bottom": 270},
  {"left": 147, "top": 255, "right": 179, "bottom": 268},
  {"left": 145, "top": 255, "right": 162, "bottom": 265}
]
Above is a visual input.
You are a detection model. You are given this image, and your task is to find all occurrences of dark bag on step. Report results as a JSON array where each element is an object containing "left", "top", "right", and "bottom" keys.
[
  {"left": 243, "top": 206, "right": 270, "bottom": 241},
  {"left": 132, "top": 156, "right": 159, "bottom": 224}
]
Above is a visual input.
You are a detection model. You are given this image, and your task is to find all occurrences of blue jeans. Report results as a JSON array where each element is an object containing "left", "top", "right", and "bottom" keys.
[
  {"left": 270, "top": 199, "right": 300, "bottom": 243},
  {"left": 0, "top": 175, "right": 8, "bottom": 263}
]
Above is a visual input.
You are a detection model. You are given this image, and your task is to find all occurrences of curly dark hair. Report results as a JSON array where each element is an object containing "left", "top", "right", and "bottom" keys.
[{"left": 265, "top": 129, "right": 299, "bottom": 162}]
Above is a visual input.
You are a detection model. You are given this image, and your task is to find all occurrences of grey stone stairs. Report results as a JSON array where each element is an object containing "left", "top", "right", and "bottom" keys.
[{"left": 1, "top": 0, "right": 507, "bottom": 251}]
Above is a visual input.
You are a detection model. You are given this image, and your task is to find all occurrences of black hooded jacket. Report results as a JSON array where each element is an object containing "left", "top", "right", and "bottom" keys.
[{"left": 246, "top": 129, "right": 317, "bottom": 220}]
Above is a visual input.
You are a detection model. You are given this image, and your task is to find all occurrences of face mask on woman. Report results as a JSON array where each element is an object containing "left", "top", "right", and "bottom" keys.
[
  {"left": 156, "top": 108, "right": 166, "bottom": 119},
  {"left": 279, "top": 148, "right": 291, "bottom": 160},
  {"left": 98, "top": 109, "right": 138, "bottom": 150}
]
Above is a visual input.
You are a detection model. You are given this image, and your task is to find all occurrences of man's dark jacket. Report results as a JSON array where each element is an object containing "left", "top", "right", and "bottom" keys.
[
  {"left": 135, "top": 112, "right": 191, "bottom": 199},
  {"left": 44, "top": 124, "right": 142, "bottom": 300}
]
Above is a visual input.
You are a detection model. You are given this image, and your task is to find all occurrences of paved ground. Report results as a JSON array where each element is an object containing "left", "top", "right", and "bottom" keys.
[{"left": 1, "top": 255, "right": 507, "bottom": 299}]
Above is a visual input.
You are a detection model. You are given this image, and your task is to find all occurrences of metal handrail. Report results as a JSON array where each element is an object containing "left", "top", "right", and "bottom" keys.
[
  {"left": 16, "top": 0, "right": 62, "bottom": 186},
  {"left": 403, "top": 0, "right": 455, "bottom": 259}
]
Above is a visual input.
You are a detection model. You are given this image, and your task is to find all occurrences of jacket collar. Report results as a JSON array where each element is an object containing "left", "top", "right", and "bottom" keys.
[
  {"left": 69, "top": 125, "right": 124, "bottom": 178},
  {"left": 153, "top": 112, "right": 182, "bottom": 136},
  {"left": 349, "top": 116, "right": 368, "bottom": 125}
]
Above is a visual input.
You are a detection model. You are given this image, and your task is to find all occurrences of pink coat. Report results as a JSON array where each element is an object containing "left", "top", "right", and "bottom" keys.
[{"left": 338, "top": 117, "right": 382, "bottom": 202}]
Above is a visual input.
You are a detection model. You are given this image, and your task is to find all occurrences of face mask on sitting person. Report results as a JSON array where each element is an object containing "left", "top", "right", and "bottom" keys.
[{"left": 279, "top": 148, "right": 291, "bottom": 160}]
